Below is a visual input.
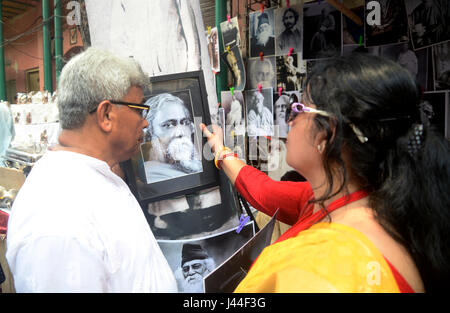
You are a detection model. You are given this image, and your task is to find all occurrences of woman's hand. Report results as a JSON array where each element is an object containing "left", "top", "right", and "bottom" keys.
[{"left": 199, "top": 123, "right": 224, "bottom": 155}]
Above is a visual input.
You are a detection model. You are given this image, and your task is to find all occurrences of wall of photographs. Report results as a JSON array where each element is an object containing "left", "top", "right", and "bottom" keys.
[{"left": 217, "top": 0, "right": 450, "bottom": 173}]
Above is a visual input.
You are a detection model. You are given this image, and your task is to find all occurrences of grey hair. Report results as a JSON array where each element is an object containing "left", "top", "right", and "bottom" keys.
[
  {"left": 144, "top": 93, "right": 193, "bottom": 141},
  {"left": 57, "top": 47, "right": 149, "bottom": 129}
]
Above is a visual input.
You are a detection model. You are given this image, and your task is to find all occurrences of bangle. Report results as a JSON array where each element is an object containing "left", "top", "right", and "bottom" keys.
[
  {"left": 217, "top": 153, "right": 238, "bottom": 170},
  {"left": 214, "top": 146, "right": 232, "bottom": 169}
]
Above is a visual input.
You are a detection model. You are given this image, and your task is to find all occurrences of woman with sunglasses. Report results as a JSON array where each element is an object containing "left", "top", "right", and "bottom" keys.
[{"left": 200, "top": 53, "right": 449, "bottom": 293}]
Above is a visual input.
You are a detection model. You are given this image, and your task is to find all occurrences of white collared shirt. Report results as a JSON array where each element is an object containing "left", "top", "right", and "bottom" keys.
[{"left": 6, "top": 150, "right": 177, "bottom": 292}]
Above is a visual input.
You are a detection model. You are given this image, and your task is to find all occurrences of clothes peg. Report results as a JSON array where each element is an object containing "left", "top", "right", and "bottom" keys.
[
  {"left": 288, "top": 47, "right": 293, "bottom": 56},
  {"left": 286, "top": 0, "right": 290, "bottom": 8},
  {"left": 260, "top": 3, "right": 264, "bottom": 13},
  {"left": 227, "top": 46, "right": 231, "bottom": 53},
  {"left": 230, "top": 87, "right": 234, "bottom": 96},
  {"left": 259, "top": 52, "right": 263, "bottom": 61},
  {"left": 278, "top": 87, "right": 283, "bottom": 96},
  {"left": 207, "top": 26, "right": 211, "bottom": 35},
  {"left": 227, "top": 14, "right": 231, "bottom": 24},
  {"left": 258, "top": 84, "right": 262, "bottom": 93},
  {"left": 359, "top": 35, "right": 363, "bottom": 47},
  {"left": 218, "top": 102, "right": 221, "bottom": 107}
]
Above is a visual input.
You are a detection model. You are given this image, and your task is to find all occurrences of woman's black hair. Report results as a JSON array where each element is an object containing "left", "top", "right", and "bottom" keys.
[{"left": 305, "top": 53, "right": 450, "bottom": 292}]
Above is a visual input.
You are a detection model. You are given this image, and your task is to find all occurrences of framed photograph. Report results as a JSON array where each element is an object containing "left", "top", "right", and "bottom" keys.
[
  {"left": 364, "top": 0, "right": 408, "bottom": 47},
  {"left": 404, "top": 0, "right": 450, "bottom": 51},
  {"left": 302, "top": 1, "right": 342, "bottom": 60},
  {"left": 245, "top": 88, "right": 274, "bottom": 137},
  {"left": 122, "top": 71, "right": 219, "bottom": 204},
  {"left": 249, "top": 8, "right": 276, "bottom": 58}
]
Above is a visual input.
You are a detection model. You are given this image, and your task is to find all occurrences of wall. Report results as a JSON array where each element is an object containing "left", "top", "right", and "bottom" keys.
[{"left": 3, "top": 1, "right": 84, "bottom": 98}]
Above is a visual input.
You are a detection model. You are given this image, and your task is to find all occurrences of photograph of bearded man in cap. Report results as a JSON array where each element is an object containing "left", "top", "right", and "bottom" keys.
[
  {"left": 250, "top": 9, "right": 276, "bottom": 57},
  {"left": 178, "top": 243, "right": 216, "bottom": 293}
]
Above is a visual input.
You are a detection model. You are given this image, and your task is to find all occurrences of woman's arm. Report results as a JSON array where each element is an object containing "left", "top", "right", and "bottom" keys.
[{"left": 200, "top": 123, "right": 313, "bottom": 225}]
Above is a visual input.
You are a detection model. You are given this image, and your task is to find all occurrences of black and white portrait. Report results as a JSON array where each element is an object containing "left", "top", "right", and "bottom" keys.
[
  {"left": 276, "top": 54, "right": 306, "bottom": 91},
  {"left": 142, "top": 91, "right": 202, "bottom": 184},
  {"left": 273, "top": 91, "right": 299, "bottom": 138},
  {"left": 206, "top": 27, "right": 220, "bottom": 74},
  {"left": 267, "top": 138, "right": 294, "bottom": 181},
  {"left": 275, "top": 6, "right": 303, "bottom": 56},
  {"left": 221, "top": 90, "right": 246, "bottom": 138},
  {"left": 303, "top": 2, "right": 342, "bottom": 60},
  {"left": 364, "top": 0, "right": 408, "bottom": 47},
  {"left": 249, "top": 8, "right": 276, "bottom": 57},
  {"left": 245, "top": 88, "right": 274, "bottom": 137},
  {"left": 248, "top": 56, "right": 276, "bottom": 90},
  {"left": 381, "top": 42, "right": 428, "bottom": 89},
  {"left": 420, "top": 91, "right": 449, "bottom": 139},
  {"left": 220, "top": 16, "right": 241, "bottom": 49},
  {"left": 404, "top": 0, "right": 450, "bottom": 50},
  {"left": 158, "top": 223, "right": 254, "bottom": 293},
  {"left": 222, "top": 45, "right": 246, "bottom": 91},
  {"left": 433, "top": 41, "right": 450, "bottom": 90}
]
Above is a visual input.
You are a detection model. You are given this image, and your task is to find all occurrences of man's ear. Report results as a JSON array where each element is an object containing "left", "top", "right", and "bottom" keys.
[{"left": 95, "top": 100, "right": 114, "bottom": 132}]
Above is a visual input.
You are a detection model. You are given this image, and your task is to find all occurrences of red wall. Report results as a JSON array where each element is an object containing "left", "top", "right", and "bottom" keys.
[{"left": 4, "top": 2, "right": 84, "bottom": 94}]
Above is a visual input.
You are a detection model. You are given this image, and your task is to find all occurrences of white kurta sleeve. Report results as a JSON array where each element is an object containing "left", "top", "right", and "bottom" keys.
[{"left": 11, "top": 236, "right": 108, "bottom": 293}]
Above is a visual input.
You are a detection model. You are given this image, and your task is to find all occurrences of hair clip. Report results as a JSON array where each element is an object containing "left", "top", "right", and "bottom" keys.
[{"left": 349, "top": 123, "right": 368, "bottom": 143}]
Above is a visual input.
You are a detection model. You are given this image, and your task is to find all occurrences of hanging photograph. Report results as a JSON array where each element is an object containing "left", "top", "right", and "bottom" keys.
[
  {"left": 245, "top": 88, "right": 274, "bottom": 137},
  {"left": 432, "top": 41, "right": 450, "bottom": 91},
  {"left": 222, "top": 45, "right": 246, "bottom": 91},
  {"left": 206, "top": 27, "right": 220, "bottom": 74},
  {"left": 303, "top": 1, "right": 342, "bottom": 60},
  {"left": 420, "top": 91, "right": 449, "bottom": 139},
  {"left": 158, "top": 222, "right": 255, "bottom": 293},
  {"left": 381, "top": 42, "right": 428, "bottom": 90},
  {"left": 267, "top": 138, "right": 295, "bottom": 182},
  {"left": 273, "top": 91, "right": 300, "bottom": 139},
  {"left": 275, "top": 5, "right": 303, "bottom": 56},
  {"left": 220, "top": 16, "right": 241, "bottom": 49},
  {"left": 221, "top": 90, "right": 246, "bottom": 138},
  {"left": 122, "top": 71, "right": 218, "bottom": 204},
  {"left": 248, "top": 56, "right": 277, "bottom": 90},
  {"left": 249, "top": 8, "right": 276, "bottom": 58},
  {"left": 276, "top": 53, "right": 307, "bottom": 91},
  {"left": 364, "top": 0, "right": 409, "bottom": 47},
  {"left": 404, "top": 0, "right": 450, "bottom": 50}
]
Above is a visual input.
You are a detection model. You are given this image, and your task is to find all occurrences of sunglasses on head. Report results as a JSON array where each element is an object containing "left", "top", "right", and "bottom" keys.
[{"left": 285, "top": 101, "right": 331, "bottom": 123}]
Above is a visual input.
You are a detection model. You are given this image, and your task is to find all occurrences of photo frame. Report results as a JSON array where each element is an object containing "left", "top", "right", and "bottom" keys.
[{"left": 122, "top": 71, "right": 219, "bottom": 205}]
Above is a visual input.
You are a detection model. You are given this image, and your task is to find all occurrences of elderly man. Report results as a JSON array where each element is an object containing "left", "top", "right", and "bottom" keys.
[
  {"left": 6, "top": 48, "right": 177, "bottom": 292},
  {"left": 178, "top": 243, "right": 216, "bottom": 293},
  {"left": 249, "top": 58, "right": 276, "bottom": 89},
  {"left": 277, "top": 7, "right": 302, "bottom": 55},
  {"left": 250, "top": 12, "right": 275, "bottom": 57},
  {"left": 247, "top": 90, "right": 274, "bottom": 137},
  {"left": 143, "top": 93, "right": 202, "bottom": 184}
]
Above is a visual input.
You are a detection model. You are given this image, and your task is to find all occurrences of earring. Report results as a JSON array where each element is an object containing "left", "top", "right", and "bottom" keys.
[{"left": 317, "top": 144, "right": 323, "bottom": 153}]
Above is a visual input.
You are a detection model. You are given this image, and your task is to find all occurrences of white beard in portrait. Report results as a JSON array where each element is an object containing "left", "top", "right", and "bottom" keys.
[{"left": 150, "top": 136, "right": 202, "bottom": 174}]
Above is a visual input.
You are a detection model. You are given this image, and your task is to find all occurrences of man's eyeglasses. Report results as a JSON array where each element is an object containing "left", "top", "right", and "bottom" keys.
[
  {"left": 89, "top": 100, "right": 150, "bottom": 119},
  {"left": 285, "top": 102, "right": 331, "bottom": 123}
]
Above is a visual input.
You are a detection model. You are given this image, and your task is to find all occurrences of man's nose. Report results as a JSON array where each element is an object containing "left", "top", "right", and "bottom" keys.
[{"left": 142, "top": 118, "right": 149, "bottom": 129}]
